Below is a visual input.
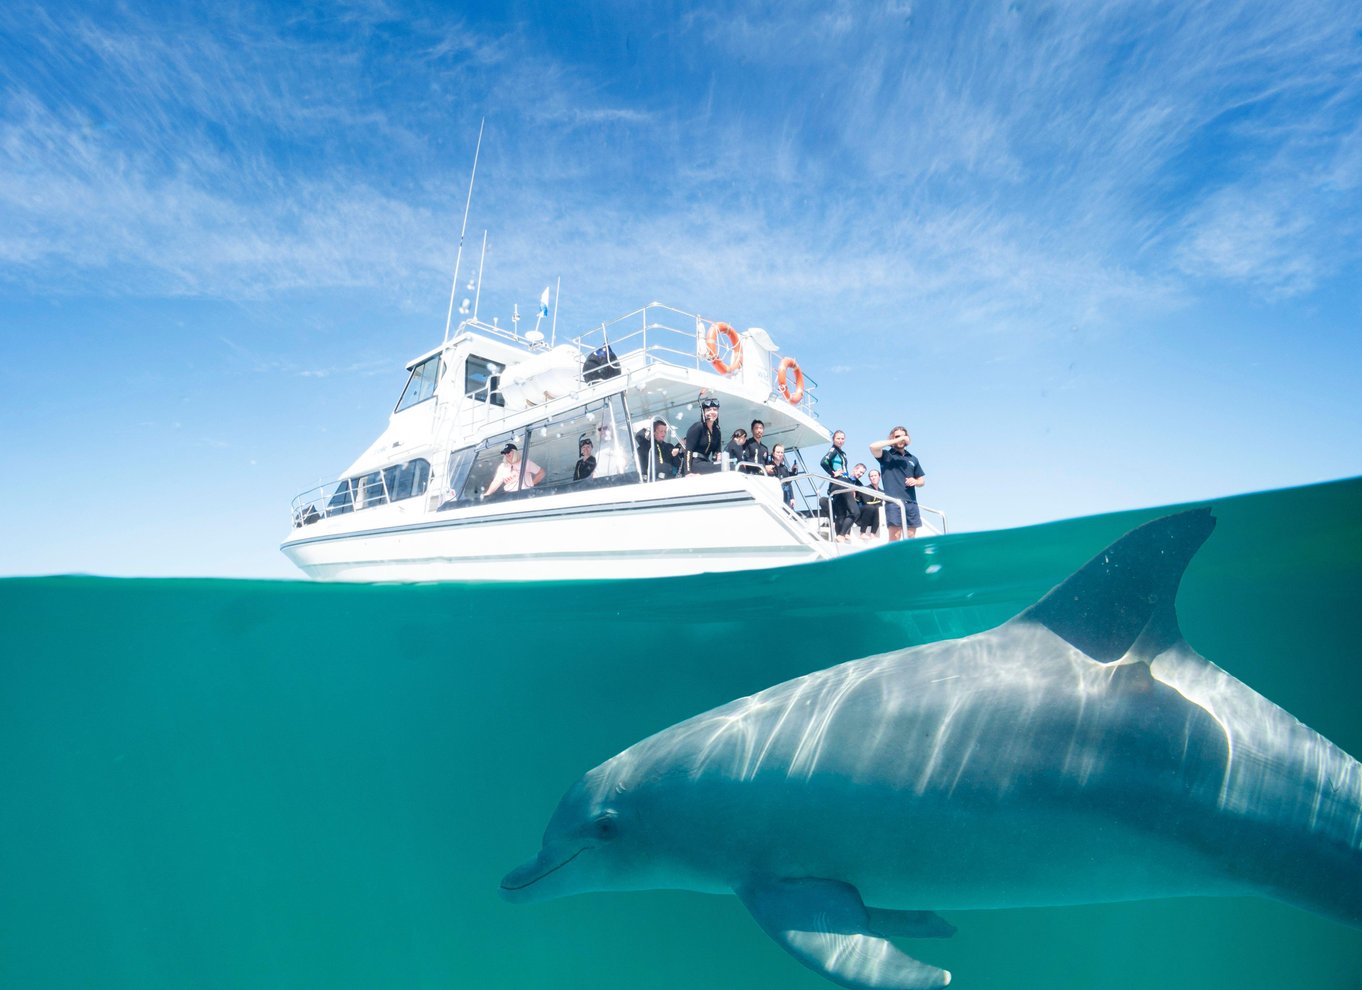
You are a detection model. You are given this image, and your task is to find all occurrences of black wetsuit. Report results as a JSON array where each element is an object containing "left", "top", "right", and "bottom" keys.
[
  {"left": 636, "top": 432, "right": 682, "bottom": 480},
  {"left": 725, "top": 439, "right": 747, "bottom": 469},
  {"left": 740, "top": 438, "right": 770, "bottom": 475},
  {"left": 771, "top": 461, "right": 799, "bottom": 505},
  {"left": 821, "top": 445, "right": 856, "bottom": 535},
  {"left": 685, "top": 420, "right": 723, "bottom": 473},
  {"left": 857, "top": 483, "right": 886, "bottom": 534}
]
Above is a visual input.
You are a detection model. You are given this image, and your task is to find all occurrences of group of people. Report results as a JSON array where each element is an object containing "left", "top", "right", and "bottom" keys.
[
  {"left": 634, "top": 398, "right": 926, "bottom": 541},
  {"left": 820, "top": 427, "right": 926, "bottom": 541},
  {"left": 634, "top": 400, "right": 799, "bottom": 487}
]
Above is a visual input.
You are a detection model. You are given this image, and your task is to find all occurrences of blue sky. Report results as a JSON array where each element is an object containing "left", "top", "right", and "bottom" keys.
[{"left": 1, "top": 1, "right": 1359, "bottom": 578}]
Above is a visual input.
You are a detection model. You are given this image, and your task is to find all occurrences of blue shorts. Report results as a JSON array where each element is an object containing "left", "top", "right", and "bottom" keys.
[{"left": 886, "top": 500, "right": 922, "bottom": 529}]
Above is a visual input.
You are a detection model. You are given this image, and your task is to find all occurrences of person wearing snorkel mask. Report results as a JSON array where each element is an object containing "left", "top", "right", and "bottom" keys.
[{"left": 684, "top": 398, "right": 723, "bottom": 474}]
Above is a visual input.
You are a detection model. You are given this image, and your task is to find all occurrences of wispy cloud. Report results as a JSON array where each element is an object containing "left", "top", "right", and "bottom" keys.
[
  {"left": 670, "top": 2, "right": 1362, "bottom": 299},
  {"left": 1, "top": 0, "right": 1359, "bottom": 334},
  {"left": 219, "top": 335, "right": 391, "bottom": 379}
]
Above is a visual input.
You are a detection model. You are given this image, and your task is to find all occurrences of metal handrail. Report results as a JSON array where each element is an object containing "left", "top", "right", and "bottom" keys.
[
  {"left": 774, "top": 472, "right": 947, "bottom": 542},
  {"left": 290, "top": 464, "right": 411, "bottom": 526},
  {"left": 570, "top": 303, "right": 820, "bottom": 417},
  {"left": 439, "top": 304, "right": 819, "bottom": 448}
]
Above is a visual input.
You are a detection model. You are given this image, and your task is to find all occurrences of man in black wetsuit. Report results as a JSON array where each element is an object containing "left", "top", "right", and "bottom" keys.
[
  {"left": 740, "top": 419, "right": 771, "bottom": 475},
  {"left": 684, "top": 398, "right": 723, "bottom": 474},
  {"left": 637, "top": 419, "right": 683, "bottom": 481}
]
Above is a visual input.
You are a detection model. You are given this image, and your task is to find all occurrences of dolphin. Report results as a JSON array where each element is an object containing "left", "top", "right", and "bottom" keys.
[{"left": 501, "top": 510, "right": 1362, "bottom": 989}]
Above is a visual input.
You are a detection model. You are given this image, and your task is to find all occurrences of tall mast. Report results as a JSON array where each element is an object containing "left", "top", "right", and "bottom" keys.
[
  {"left": 472, "top": 231, "right": 488, "bottom": 321},
  {"left": 443, "top": 118, "right": 485, "bottom": 345}
]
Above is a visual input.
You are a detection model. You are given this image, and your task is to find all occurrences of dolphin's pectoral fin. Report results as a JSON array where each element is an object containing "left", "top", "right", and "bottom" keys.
[
  {"left": 736, "top": 878, "right": 951, "bottom": 990},
  {"left": 866, "top": 907, "right": 956, "bottom": 939},
  {"left": 1018, "top": 507, "right": 1215, "bottom": 663}
]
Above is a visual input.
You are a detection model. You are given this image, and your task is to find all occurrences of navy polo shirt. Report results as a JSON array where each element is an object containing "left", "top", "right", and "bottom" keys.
[{"left": 876, "top": 446, "right": 924, "bottom": 502}]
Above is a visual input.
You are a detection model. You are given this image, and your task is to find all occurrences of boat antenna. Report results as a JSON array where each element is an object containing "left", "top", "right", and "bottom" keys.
[
  {"left": 472, "top": 230, "right": 487, "bottom": 321},
  {"left": 550, "top": 276, "right": 561, "bottom": 346},
  {"left": 443, "top": 117, "right": 486, "bottom": 346}
]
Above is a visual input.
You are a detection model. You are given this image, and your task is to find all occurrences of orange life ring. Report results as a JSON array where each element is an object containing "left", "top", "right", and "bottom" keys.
[
  {"left": 705, "top": 322, "right": 743, "bottom": 375},
  {"left": 777, "top": 356, "right": 804, "bottom": 404}
]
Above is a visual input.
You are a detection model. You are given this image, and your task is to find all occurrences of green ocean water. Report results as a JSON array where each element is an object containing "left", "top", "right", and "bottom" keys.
[{"left": 3, "top": 478, "right": 1361, "bottom": 990}]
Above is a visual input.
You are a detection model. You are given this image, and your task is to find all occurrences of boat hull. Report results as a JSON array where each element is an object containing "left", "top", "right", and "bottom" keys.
[{"left": 280, "top": 475, "right": 826, "bottom": 582}]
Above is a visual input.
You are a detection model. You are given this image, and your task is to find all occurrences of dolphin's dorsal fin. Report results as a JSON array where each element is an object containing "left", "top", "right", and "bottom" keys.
[
  {"left": 736, "top": 877, "right": 951, "bottom": 990},
  {"left": 1018, "top": 508, "right": 1215, "bottom": 664}
]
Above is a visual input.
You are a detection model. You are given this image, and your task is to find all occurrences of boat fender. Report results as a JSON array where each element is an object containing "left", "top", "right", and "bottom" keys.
[
  {"left": 777, "top": 356, "right": 804, "bottom": 404},
  {"left": 705, "top": 322, "right": 743, "bottom": 375}
]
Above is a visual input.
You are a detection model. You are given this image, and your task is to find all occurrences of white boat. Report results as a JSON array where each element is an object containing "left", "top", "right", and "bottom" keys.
[{"left": 280, "top": 302, "right": 945, "bottom": 581}]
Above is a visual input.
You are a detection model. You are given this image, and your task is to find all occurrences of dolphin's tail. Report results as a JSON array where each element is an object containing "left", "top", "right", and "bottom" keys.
[{"left": 1018, "top": 507, "right": 1215, "bottom": 664}]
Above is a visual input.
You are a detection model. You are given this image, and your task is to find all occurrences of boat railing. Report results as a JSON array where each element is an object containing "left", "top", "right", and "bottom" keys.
[
  {"left": 779, "top": 471, "right": 947, "bottom": 542},
  {"left": 290, "top": 478, "right": 374, "bottom": 528},
  {"left": 289, "top": 458, "right": 433, "bottom": 527},
  {"left": 570, "top": 303, "right": 820, "bottom": 417},
  {"left": 441, "top": 303, "right": 820, "bottom": 451}
]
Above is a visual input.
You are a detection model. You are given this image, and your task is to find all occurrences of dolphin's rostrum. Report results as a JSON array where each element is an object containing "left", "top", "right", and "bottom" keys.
[{"left": 501, "top": 510, "right": 1362, "bottom": 989}]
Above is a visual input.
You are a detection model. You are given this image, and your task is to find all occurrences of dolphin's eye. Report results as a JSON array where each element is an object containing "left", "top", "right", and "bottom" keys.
[{"left": 592, "top": 814, "right": 618, "bottom": 840}]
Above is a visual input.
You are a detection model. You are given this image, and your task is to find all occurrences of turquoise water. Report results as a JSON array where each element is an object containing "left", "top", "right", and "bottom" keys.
[{"left": 3, "top": 478, "right": 1361, "bottom": 989}]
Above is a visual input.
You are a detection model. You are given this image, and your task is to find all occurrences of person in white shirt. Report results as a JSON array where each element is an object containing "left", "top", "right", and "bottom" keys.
[{"left": 484, "top": 443, "right": 544, "bottom": 497}]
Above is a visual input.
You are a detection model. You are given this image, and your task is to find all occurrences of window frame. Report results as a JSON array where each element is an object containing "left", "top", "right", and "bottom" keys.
[
  {"left": 464, "top": 354, "right": 505, "bottom": 407},
  {"left": 395, "top": 356, "right": 441, "bottom": 413}
]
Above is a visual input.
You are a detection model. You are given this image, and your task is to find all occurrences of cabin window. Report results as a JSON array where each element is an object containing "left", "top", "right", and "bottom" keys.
[
  {"left": 389, "top": 459, "right": 431, "bottom": 500},
  {"left": 447, "top": 396, "right": 635, "bottom": 506},
  {"left": 458, "top": 434, "right": 522, "bottom": 503},
  {"left": 522, "top": 395, "right": 636, "bottom": 491},
  {"left": 357, "top": 471, "right": 388, "bottom": 508},
  {"left": 334, "top": 458, "right": 432, "bottom": 512},
  {"left": 396, "top": 356, "right": 441, "bottom": 412},
  {"left": 445, "top": 449, "right": 476, "bottom": 502},
  {"left": 465, "top": 354, "right": 504, "bottom": 407},
  {"left": 324, "top": 479, "right": 353, "bottom": 516}
]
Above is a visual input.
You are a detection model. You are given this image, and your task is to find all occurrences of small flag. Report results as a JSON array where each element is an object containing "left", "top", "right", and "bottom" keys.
[{"left": 539, "top": 286, "right": 551, "bottom": 318}]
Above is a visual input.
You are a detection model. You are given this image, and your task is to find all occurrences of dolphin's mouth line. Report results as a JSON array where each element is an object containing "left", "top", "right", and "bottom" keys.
[{"left": 501, "top": 847, "right": 585, "bottom": 891}]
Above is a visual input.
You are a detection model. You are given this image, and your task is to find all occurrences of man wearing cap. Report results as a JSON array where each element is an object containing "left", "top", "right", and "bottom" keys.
[
  {"left": 484, "top": 442, "right": 545, "bottom": 497},
  {"left": 636, "top": 419, "right": 683, "bottom": 481},
  {"left": 683, "top": 398, "right": 723, "bottom": 474},
  {"left": 573, "top": 435, "right": 597, "bottom": 481}
]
